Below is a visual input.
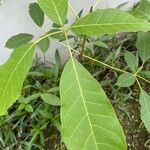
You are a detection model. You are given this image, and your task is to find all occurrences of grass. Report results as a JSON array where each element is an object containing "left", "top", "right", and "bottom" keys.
[{"left": 0, "top": 32, "right": 150, "bottom": 150}]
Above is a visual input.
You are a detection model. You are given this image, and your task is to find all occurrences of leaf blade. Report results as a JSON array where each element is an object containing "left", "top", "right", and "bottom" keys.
[
  {"left": 60, "top": 58, "right": 126, "bottom": 150},
  {"left": 139, "top": 90, "right": 150, "bottom": 133},
  {"left": 124, "top": 51, "right": 138, "bottom": 71},
  {"left": 116, "top": 73, "right": 136, "bottom": 87},
  {"left": 136, "top": 32, "right": 150, "bottom": 62},
  {"left": 38, "top": 37, "right": 50, "bottom": 53},
  {"left": 38, "top": 0, "right": 68, "bottom": 26},
  {"left": 41, "top": 94, "right": 60, "bottom": 106},
  {"left": 71, "top": 9, "right": 150, "bottom": 36},
  {"left": 132, "top": 0, "right": 150, "bottom": 21},
  {"left": 5, "top": 33, "right": 33, "bottom": 49},
  {"left": 0, "top": 44, "right": 35, "bottom": 115},
  {"left": 29, "top": 2, "right": 44, "bottom": 27}
]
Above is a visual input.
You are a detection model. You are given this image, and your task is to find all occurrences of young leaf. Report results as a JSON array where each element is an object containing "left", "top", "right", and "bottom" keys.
[
  {"left": 25, "top": 104, "right": 34, "bottom": 112},
  {"left": 139, "top": 90, "right": 150, "bottom": 133},
  {"left": 132, "top": 0, "right": 150, "bottom": 21},
  {"left": 41, "top": 94, "right": 60, "bottom": 106},
  {"left": 116, "top": 73, "right": 136, "bottom": 87},
  {"left": 6, "top": 33, "right": 33, "bottom": 49},
  {"left": 53, "top": 49, "right": 61, "bottom": 78},
  {"left": 29, "top": 2, "right": 44, "bottom": 27},
  {"left": 55, "top": 49, "right": 61, "bottom": 67},
  {"left": 71, "top": 9, "right": 150, "bottom": 36},
  {"left": 140, "top": 71, "right": 150, "bottom": 78},
  {"left": 124, "top": 51, "right": 138, "bottom": 71},
  {"left": 136, "top": 32, "right": 150, "bottom": 62},
  {"left": 93, "top": 41, "right": 109, "bottom": 49},
  {"left": 38, "top": 0, "right": 68, "bottom": 26},
  {"left": 60, "top": 58, "right": 126, "bottom": 150},
  {"left": 0, "top": 44, "right": 35, "bottom": 115},
  {"left": 38, "top": 37, "right": 50, "bottom": 53}
]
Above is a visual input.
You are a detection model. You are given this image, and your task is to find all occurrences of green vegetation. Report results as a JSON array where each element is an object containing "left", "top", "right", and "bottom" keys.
[{"left": 0, "top": 0, "right": 150, "bottom": 149}]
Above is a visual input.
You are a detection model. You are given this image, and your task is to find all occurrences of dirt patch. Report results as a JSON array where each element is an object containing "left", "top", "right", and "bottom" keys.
[{"left": 115, "top": 100, "right": 150, "bottom": 150}]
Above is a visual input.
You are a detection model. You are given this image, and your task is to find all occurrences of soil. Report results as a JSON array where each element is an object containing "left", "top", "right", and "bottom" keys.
[
  {"left": 115, "top": 100, "right": 150, "bottom": 150},
  {"left": 45, "top": 99, "right": 150, "bottom": 150}
]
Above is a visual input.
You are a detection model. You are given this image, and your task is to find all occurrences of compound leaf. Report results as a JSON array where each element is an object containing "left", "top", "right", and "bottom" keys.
[
  {"left": 71, "top": 9, "right": 150, "bottom": 36},
  {"left": 60, "top": 58, "right": 126, "bottom": 150},
  {"left": 0, "top": 44, "right": 35, "bottom": 115},
  {"left": 38, "top": 0, "right": 68, "bottom": 26}
]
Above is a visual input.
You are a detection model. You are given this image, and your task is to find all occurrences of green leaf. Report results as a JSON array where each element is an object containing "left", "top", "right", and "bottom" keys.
[
  {"left": 93, "top": 41, "right": 109, "bottom": 49},
  {"left": 53, "top": 49, "right": 61, "bottom": 79},
  {"left": 38, "top": 37, "right": 50, "bottom": 53},
  {"left": 131, "top": 0, "right": 150, "bottom": 21},
  {"left": 71, "top": 9, "right": 150, "bottom": 36},
  {"left": 38, "top": 0, "right": 68, "bottom": 26},
  {"left": 55, "top": 49, "right": 61, "bottom": 66},
  {"left": 41, "top": 94, "right": 60, "bottom": 106},
  {"left": 6, "top": 33, "right": 34, "bottom": 49},
  {"left": 29, "top": 2, "right": 44, "bottom": 27},
  {"left": 140, "top": 71, "right": 150, "bottom": 78},
  {"left": 48, "top": 29, "right": 65, "bottom": 41},
  {"left": 124, "top": 51, "right": 138, "bottom": 71},
  {"left": 116, "top": 73, "right": 136, "bottom": 87},
  {"left": 136, "top": 32, "right": 150, "bottom": 62},
  {"left": 0, "top": 44, "right": 35, "bottom": 115},
  {"left": 25, "top": 104, "right": 34, "bottom": 112},
  {"left": 139, "top": 90, "right": 150, "bottom": 133},
  {"left": 60, "top": 58, "right": 126, "bottom": 150}
]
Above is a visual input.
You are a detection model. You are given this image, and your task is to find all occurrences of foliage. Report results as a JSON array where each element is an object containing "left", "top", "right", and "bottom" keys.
[
  {"left": 1, "top": 0, "right": 150, "bottom": 150},
  {"left": 60, "top": 58, "right": 126, "bottom": 150},
  {"left": 0, "top": 58, "right": 62, "bottom": 149}
]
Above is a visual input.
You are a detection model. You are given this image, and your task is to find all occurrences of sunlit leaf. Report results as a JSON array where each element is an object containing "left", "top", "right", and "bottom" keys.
[
  {"left": 60, "top": 58, "right": 126, "bottom": 150},
  {"left": 71, "top": 9, "right": 150, "bottom": 36},
  {"left": 0, "top": 44, "right": 35, "bottom": 115},
  {"left": 38, "top": 0, "right": 68, "bottom": 25}
]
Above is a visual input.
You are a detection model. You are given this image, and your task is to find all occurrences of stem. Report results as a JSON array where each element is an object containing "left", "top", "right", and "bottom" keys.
[
  {"left": 136, "top": 77, "right": 143, "bottom": 91},
  {"left": 137, "top": 75, "right": 150, "bottom": 84},
  {"left": 35, "top": 30, "right": 63, "bottom": 45},
  {"left": 135, "top": 62, "right": 144, "bottom": 75},
  {"left": 80, "top": 35, "right": 87, "bottom": 60},
  {"left": 64, "top": 32, "right": 73, "bottom": 58},
  {"left": 59, "top": 42, "right": 127, "bottom": 73},
  {"left": 68, "top": 3, "right": 79, "bottom": 20},
  {"left": 93, "top": 0, "right": 101, "bottom": 10},
  {"left": 59, "top": 41, "right": 150, "bottom": 85},
  {"left": 83, "top": 54, "right": 127, "bottom": 73},
  {"left": 80, "top": 6, "right": 93, "bottom": 60}
]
